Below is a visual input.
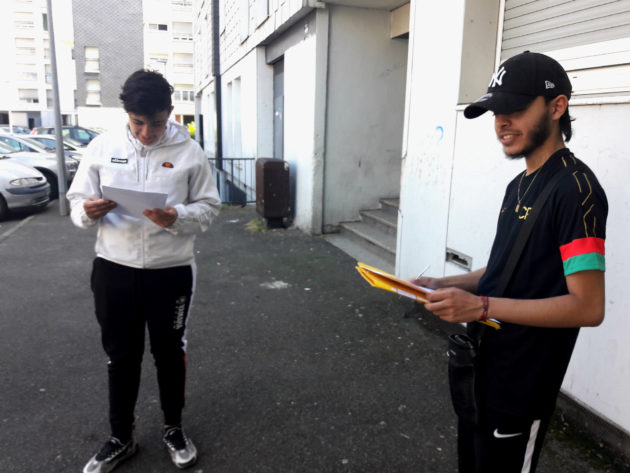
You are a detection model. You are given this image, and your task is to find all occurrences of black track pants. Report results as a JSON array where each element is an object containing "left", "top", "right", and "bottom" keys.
[
  {"left": 457, "top": 412, "right": 552, "bottom": 473},
  {"left": 91, "top": 257, "right": 194, "bottom": 440}
]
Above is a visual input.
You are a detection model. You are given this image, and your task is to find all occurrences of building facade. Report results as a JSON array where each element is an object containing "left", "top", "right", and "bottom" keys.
[
  {"left": 196, "top": 0, "right": 630, "bottom": 448},
  {"left": 194, "top": 0, "right": 407, "bottom": 230},
  {"left": 143, "top": 0, "right": 196, "bottom": 126},
  {"left": 72, "top": 0, "right": 144, "bottom": 131},
  {"left": 398, "top": 0, "right": 630, "bottom": 443},
  {"left": 0, "top": 0, "right": 76, "bottom": 129}
]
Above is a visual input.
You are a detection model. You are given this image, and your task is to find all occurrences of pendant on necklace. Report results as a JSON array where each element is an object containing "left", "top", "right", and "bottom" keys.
[{"left": 515, "top": 204, "right": 520, "bottom": 212}]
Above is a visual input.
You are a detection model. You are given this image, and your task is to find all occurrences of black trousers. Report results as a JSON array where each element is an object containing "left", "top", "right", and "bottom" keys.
[
  {"left": 457, "top": 412, "right": 552, "bottom": 473},
  {"left": 91, "top": 257, "right": 193, "bottom": 441}
]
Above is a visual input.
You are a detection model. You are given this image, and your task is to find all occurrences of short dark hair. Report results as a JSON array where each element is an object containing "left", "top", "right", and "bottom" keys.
[
  {"left": 544, "top": 96, "right": 574, "bottom": 142},
  {"left": 119, "top": 69, "right": 174, "bottom": 116}
]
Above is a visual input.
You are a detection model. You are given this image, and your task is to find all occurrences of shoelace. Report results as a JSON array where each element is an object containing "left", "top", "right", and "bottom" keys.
[
  {"left": 95, "top": 437, "right": 126, "bottom": 461},
  {"left": 164, "top": 427, "right": 187, "bottom": 451}
]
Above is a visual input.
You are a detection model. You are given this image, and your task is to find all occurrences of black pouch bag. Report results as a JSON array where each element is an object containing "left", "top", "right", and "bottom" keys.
[{"left": 447, "top": 333, "right": 480, "bottom": 425}]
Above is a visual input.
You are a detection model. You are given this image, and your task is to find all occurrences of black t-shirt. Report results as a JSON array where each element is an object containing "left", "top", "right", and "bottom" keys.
[{"left": 470, "top": 148, "right": 608, "bottom": 420}]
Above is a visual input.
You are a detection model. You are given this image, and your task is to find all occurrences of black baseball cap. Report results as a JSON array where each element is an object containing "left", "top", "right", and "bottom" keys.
[{"left": 464, "top": 51, "right": 572, "bottom": 119}]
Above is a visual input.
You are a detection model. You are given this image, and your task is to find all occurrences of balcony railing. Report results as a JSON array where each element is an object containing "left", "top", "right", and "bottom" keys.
[{"left": 208, "top": 157, "right": 256, "bottom": 205}]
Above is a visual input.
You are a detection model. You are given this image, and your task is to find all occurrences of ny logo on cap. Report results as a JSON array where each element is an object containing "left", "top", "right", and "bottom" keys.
[{"left": 489, "top": 66, "right": 506, "bottom": 88}]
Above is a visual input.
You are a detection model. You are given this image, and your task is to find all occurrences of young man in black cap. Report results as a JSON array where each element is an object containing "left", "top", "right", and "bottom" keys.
[{"left": 414, "top": 51, "right": 608, "bottom": 472}]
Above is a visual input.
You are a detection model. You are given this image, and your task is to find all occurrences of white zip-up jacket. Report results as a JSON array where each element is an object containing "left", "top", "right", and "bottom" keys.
[{"left": 67, "top": 119, "right": 221, "bottom": 269}]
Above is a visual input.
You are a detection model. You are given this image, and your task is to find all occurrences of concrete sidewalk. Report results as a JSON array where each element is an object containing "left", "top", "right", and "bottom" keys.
[{"left": 0, "top": 201, "right": 627, "bottom": 473}]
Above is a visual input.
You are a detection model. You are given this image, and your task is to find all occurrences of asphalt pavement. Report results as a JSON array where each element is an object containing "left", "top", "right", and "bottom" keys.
[{"left": 0, "top": 200, "right": 627, "bottom": 473}]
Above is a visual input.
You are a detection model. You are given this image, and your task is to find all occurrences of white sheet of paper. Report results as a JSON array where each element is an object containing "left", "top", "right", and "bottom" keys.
[{"left": 102, "top": 185, "right": 167, "bottom": 219}]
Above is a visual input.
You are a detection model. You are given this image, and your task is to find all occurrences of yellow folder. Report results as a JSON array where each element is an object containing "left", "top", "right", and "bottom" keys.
[
  {"left": 355, "top": 262, "right": 500, "bottom": 330},
  {"left": 356, "top": 262, "right": 432, "bottom": 303}
]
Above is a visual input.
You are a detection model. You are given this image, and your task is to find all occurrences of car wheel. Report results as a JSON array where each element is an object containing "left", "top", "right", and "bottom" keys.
[
  {"left": 0, "top": 195, "right": 8, "bottom": 220},
  {"left": 38, "top": 169, "right": 59, "bottom": 199}
]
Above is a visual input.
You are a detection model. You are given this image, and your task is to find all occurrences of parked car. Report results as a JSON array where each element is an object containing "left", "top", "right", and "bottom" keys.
[
  {"left": 0, "top": 155, "right": 51, "bottom": 220},
  {"left": 0, "top": 131, "right": 82, "bottom": 163},
  {"left": 30, "top": 125, "right": 100, "bottom": 145},
  {"left": 0, "top": 141, "right": 78, "bottom": 198},
  {"left": 0, "top": 132, "right": 73, "bottom": 156},
  {"left": 27, "top": 134, "right": 85, "bottom": 160},
  {"left": 0, "top": 125, "right": 31, "bottom": 135}
]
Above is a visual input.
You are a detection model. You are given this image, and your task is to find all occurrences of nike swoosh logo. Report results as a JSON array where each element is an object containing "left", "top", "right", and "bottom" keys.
[{"left": 493, "top": 429, "right": 522, "bottom": 439}]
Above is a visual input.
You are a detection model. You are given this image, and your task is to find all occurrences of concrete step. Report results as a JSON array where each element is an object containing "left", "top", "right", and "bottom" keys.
[
  {"left": 341, "top": 220, "right": 396, "bottom": 254},
  {"left": 360, "top": 208, "right": 397, "bottom": 236},
  {"left": 323, "top": 197, "right": 399, "bottom": 274},
  {"left": 324, "top": 231, "right": 395, "bottom": 275},
  {"left": 379, "top": 197, "right": 400, "bottom": 218}
]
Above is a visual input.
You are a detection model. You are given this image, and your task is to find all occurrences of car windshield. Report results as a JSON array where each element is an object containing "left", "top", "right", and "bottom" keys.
[
  {"left": 31, "top": 137, "right": 58, "bottom": 151},
  {"left": 0, "top": 142, "right": 16, "bottom": 154},
  {"left": 19, "top": 137, "right": 51, "bottom": 151}
]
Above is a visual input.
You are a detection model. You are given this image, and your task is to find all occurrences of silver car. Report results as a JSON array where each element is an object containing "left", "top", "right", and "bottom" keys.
[
  {"left": 27, "top": 134, "right": 85, "bottom": 161},
  {"left": 0, "top": 155, "right": 51, "bottom": 220},
  {"left": 0, "top": 140, "right": 78, "bottom": 198}
]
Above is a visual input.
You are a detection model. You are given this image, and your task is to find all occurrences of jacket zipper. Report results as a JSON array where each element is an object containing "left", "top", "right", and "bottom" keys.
[{"left": 140, "top": 146, "right": 147, "bottom": 266}]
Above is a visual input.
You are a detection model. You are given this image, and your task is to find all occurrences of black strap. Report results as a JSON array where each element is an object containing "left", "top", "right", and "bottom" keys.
[{"left": 495, "top": 165, "right": 573, "bottom": 297}]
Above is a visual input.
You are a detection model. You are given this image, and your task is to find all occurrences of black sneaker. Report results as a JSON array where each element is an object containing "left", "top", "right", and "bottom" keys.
[
  {"left": 83, "top": 436, "right": 137, "bottom": 473},
  {"left": 162, "top": 426, "right": 198, "bottom": 469}
]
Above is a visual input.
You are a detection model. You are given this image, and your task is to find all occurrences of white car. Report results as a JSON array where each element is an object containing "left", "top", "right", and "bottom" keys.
[
  {"left": 28, "top": 134, "right": 86, "bottom": 160},
  {"left": 0, "top": 141, "right": 77, "bottom": 198},
  {"left": 0, "top": 155, "right": 51, "bottom": 220}
]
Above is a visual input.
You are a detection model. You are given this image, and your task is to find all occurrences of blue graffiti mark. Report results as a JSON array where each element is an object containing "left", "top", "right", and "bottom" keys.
[{"left": 435, "top": 126, "right": 444, "bottom": 142}]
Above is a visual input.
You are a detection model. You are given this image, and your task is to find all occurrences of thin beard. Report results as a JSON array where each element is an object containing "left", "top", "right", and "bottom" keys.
[{"left": 505, "top": 113, "right": 552, "bottom": 160}]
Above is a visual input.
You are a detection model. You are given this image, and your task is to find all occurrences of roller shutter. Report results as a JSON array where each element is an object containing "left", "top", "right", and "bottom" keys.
[{"left": 501, "top": 0, "right": 630, "bottom": 60}]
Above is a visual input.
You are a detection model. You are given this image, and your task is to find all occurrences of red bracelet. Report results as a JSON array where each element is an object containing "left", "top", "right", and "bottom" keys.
[{"left": 480, "top": 296, "right": 489, "bottom": 321}]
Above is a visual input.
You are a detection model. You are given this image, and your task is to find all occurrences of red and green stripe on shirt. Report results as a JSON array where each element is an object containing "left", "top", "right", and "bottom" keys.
[{"left": 560, "top": 237, "right": 605, "bottom": 275}]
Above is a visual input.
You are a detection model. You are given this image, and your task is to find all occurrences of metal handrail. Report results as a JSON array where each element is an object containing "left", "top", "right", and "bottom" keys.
[{"left": 208, "top": 157, "right": 256, "bottom": 205}]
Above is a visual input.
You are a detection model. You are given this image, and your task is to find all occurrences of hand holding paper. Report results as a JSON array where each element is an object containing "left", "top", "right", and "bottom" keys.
[
  {"left": 84, "top": 197, "right": 117, "bottom": 219},
  {"left": 101, "top": 185, "right": 168, "bottom": 219},
  {"left": 143, "top": 206, "right": 178, "bottom": 228},
  {"left": 356, "top": 262, "right": 500, "bottom": 329}
]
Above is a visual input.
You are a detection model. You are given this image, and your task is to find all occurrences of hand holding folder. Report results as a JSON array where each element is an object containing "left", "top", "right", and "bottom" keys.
[{"left": 355, "top": 262, "right": 500, "bottom": 330}]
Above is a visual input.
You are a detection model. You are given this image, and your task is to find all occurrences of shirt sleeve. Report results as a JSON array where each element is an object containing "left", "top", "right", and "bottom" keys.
[
  {"left": 165, "top": 146, "right": 221, "bottom": 235},
  {"left": 66, "top": 140, "right": 103, "bottom": 229},
  {"left": 554, "top": 169, "right": 608, "bottom": 276}
]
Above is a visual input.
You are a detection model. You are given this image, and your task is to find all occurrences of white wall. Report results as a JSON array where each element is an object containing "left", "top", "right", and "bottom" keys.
[
  {"left": 284, "top": 35, "right": 317, "bottom": 231},
  {"left": 221, "top": 49, "right": 256, "bottom": 158},
  {"left": 220, "top": 47, "right": 273, "bottom": 159},
  {"left": 397, "top": 1, "right": 466, "bottom": 279},
  {"left": 76, "top": 106, "right": 126, "bottom": 132},
  {"left": 560, "top": 102, "right": 630, "bottom": 433},
  {"left": 323, "top": 5, "right": 407, "bottom": 227},
  {"left": 401, "top": 1, "right": 630, "bottom": 435}
]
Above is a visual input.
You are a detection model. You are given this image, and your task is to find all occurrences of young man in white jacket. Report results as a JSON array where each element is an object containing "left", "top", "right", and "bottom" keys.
[{"left": 67, "top": 70, "right": 221, "bottom": 473}]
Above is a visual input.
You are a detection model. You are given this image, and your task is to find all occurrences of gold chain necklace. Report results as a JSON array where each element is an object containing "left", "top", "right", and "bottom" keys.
[{"left": 515, "top": 167, "right": 541, "bottom": 212}]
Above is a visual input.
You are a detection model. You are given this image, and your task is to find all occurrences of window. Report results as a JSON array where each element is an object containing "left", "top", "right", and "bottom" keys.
[
  {"left": 171, "top": 0, "right": 192, "bottom": 8},
  {"left": 173, "top": 53, "right": 193, "bottom": 74},
  {"left": 18, "top": 89, "right": 39, "bottom": 103},
  {"left": 501, "top": 0, "right": 630, "bottom": 97},
  {"left": 14, "top": 12, "right": 34, "bottom": 29},
  {"left": 149, "top": 23, "right": 168, "bottom": 31},
  {"left": 85, "top": 46, "right": 100, "bottom": 73},
  {"left": 173, "top": 21, "right": 193, "bottom": 41},
  {"left": 18, "top": 71, "right": 38, "bottom": 81},
  {"left": 174, "top": 88, "right": 194, "bottom": 102},
  {"left": 149, "top": 56, "right": 167, "bottom": 75},
  {"left": 239, "top": 0, "right": 249, "bottom": 43},
  {"left": 15, "top": 37, "right": 36, "bottom": 56},
  {"left": 86, "top": 79, "right": 101, "bottom": 105},
  {"left": 47, "top": 90, "right": 54, "bottom": 108},
  {"left": 45, "top": 64, "right": 52, "bottom": 84},
  {"left": 42, "top": 13, "right": 48, "bottom": 31}
]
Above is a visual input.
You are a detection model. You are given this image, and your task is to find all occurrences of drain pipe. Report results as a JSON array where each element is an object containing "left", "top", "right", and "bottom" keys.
[{"left": 212, "top": 0, "right": 223, "bottom": 172}]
